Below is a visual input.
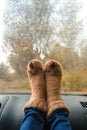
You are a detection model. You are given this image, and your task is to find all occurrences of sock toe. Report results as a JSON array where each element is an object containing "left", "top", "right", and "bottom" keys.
[
  {"left": 45, "top": 60, "right": 62, "bottom": 76},
  {"left": 27, "top": 59, "right": 43, "bottom": 75}
]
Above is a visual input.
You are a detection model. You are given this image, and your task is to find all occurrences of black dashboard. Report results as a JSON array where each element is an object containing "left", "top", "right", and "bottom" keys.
[{"left": 0, "top": 93, "right": 87, "bottom": 130}]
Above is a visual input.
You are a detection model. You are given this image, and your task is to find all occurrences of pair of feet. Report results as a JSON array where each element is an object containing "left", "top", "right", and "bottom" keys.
[{"left": 24, "top": 59, "right": 69, "bottom": 117}]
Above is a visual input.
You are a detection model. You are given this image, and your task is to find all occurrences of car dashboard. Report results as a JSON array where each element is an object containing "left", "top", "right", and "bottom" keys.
[{"left": 0, "top": 93, "right": 87, "bottom": 130}]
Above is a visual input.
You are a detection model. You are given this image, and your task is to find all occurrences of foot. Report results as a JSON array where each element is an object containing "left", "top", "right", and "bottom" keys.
[
  {"left": 24, "top": 59, "right": 47, "bottom": 113},
  {"left": 44, "top": 60, "right": 62, "bottom": 76},
  {"left": 44, "top": 60, "right": 69, "bottom": 117},
  {"left": 27, "top": 59, "right": 43, "bottom": 76},
  {"left": 44, "top": 60, "right": 62, "bottom": 100}
]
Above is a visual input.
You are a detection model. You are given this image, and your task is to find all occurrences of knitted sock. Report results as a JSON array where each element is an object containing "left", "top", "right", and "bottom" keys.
[
  {"left": 44, "top": 60, "right": 69, "bottom": 117},
  {"left": 23, "top": 59, "right": 47, "bottom": 113}
]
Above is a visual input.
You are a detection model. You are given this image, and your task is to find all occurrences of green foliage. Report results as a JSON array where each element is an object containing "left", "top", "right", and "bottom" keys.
[
  {"left": 80, "top": 44, "right": 87, "bottom": 67},
  {"left": 0, "top": 68, "right": 87, "bottom": 93},
  {"left": 44, "top": 43, "right": 80, "bottom": 70},
  {"left": 62, "top": 68, "right": 87, "bottom": 92},
  {"left": 0, "top": 63, "right": 11, "bottom": 81},
  {"left": 43, "top": 43, "right": 87, "bottom": 93},
  {"left": 0, "top": 78, "right": 30, "bottom": 93}
]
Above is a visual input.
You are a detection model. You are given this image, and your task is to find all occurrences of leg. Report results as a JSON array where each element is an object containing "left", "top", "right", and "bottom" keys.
[
  {"left": 20, "top": 108, "right": 46, "bottom": 130},
  {"left": 48, "top": 109, "right": 72, "bottom": 130},
  {"left": 44, "top": 60, "right": 72, "bottom": 130},
  {"left": 20, "top": 59, "right": 47, "bottom": 130}
]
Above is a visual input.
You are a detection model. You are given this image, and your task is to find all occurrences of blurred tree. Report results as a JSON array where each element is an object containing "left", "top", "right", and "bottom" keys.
[
  {"left": 44, "top": 43, "right": 80, "bottom": 70},
  {"left": 3, "top": 0, "right": 56, "bottom": 57},
  {"left": 9, "top": 42, "right": 39, "bottom": 77},
  {"left": 3, "top": 0, "right": 83, "bottom": 72},
  {"left": 57, "top": 0, "right": 83, "bottom": 69},
  {"left": 80, "top": 43, "right": 87, "bottom": 67},
  {"left": 0, "top": 63, "right": 10, "bottom": 80}
]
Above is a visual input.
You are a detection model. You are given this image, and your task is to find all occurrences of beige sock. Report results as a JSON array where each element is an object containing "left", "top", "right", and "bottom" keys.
[
  {"left": 23, "top": 59, "right": 47, "bottom": 113},
  {"left": 44, "top": 60, "right": 69, "bottom": 117}
]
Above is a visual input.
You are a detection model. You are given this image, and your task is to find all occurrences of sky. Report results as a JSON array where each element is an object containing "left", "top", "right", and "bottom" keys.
[{"left": 0, "top": 0, "right": 87, "bottom": 64}]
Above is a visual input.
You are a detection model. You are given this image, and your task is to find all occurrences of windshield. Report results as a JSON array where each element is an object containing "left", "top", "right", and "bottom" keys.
[{"left": 0, "top": 0, "right": 87, "bottom": 94}]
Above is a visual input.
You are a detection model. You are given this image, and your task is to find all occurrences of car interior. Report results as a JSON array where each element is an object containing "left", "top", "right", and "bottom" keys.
[{"left": 0, "top": 93, "right": 87, "bottom": 130}]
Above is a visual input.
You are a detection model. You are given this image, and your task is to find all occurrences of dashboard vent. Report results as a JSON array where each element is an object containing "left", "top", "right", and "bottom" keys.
[{"left": 80, "top": 102, "right": 87, "bottom": 108}]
